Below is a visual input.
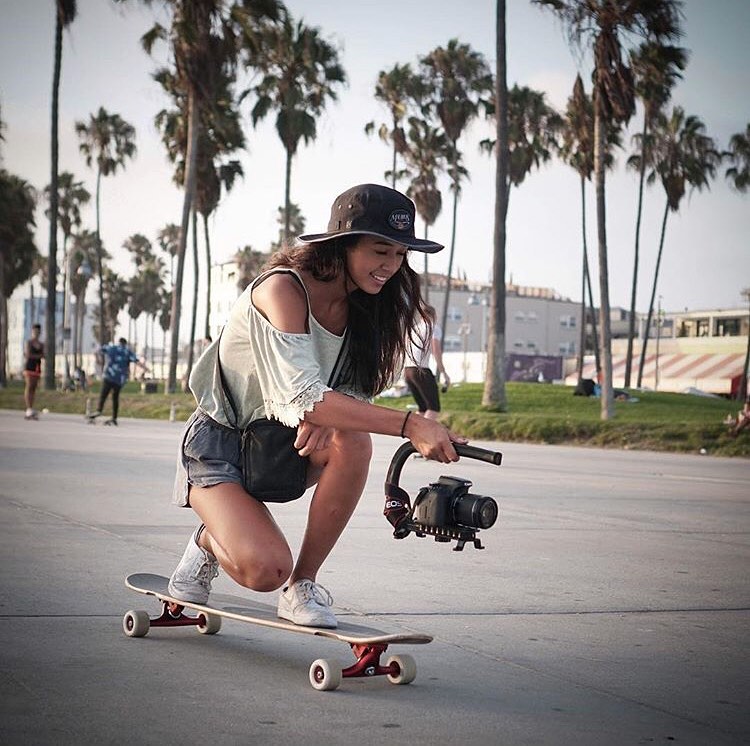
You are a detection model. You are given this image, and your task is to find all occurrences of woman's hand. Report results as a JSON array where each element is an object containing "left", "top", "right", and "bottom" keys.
[
  {"left": 404, "top": 413, "right": 468, "bottom": 463},
  {"left": 294, "top": 420, "right": 335, "bottom": 457}
]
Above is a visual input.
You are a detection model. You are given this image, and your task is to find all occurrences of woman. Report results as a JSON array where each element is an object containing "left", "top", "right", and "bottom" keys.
[
  {"left": 23, "top": 323, "right": 44, "bottom": 420},
  {"left": 168, "top": 183, "right": 467, "bottom": 629}
]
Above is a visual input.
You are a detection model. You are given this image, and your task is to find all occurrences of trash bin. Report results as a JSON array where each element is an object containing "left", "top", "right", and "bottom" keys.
[{"left": 141, "top": 381, "right": 158, "bottom": 394}]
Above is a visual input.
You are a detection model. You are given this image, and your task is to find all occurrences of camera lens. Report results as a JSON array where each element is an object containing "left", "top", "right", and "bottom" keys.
[{"left": 452, "top": 494, "right": 498, "bottom": 530}]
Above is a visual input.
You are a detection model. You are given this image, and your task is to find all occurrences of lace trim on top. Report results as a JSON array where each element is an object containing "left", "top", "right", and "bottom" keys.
[{"left": 263, "top": 381, "right": 332, "bottom": 427}]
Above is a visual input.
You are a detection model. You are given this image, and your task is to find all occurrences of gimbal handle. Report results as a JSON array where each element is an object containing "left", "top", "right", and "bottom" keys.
[{"left": 384, "top": 441, "right": 503, "bottom": 489}]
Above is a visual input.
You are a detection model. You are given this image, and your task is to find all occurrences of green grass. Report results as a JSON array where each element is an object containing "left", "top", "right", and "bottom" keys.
[{"left": 2, "top": 379, "right": 747, "bottom": 457}]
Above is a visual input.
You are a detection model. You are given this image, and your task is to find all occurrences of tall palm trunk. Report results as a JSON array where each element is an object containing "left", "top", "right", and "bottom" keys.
[
  {"left": 203, "top": 213, "right": 212, "bottom": 339},
  {"left": 94, "top": 168, "right": 105, "bottom": 343},
  {"left": 0, "top": 261, "right": 6, "bottom": 387},
  {"left": 167, "top": 90, "right": 200, "bottom": 393},
  {"left": 576, "top": 176, "right": 587, "bottom": 381},
  {"left": 594, "top": 104, "right": 614, "bottom": 420},
  {"left": 283, "top": 148, "right": 293, "bottom": 247},
  {"left": 637, "top": 200, "right": 670, "bottom": 388},
  {"left": 624, "top": 116, "right": 649, "bottom": 387},
  {"left": 45, "top": 10, "right": 64, "bottom": 390},
  {"left": 184, "top": 209, "right": 200, "bottom": 391},
  {"left": 439, "top": 166, "right": 459, "bottom": 353},
  {"left": 482, "top": 0, "right": 508, "bottom": 409},
  {"left": 390, "top": 136, "right": 397, "bottom": 189},
  {"left": 423, "top": 225, "right": 430, "bottom": 303}
]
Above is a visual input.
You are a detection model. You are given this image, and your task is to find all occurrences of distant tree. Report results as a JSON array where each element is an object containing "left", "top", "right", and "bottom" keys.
[
  {"left": 482, "top": 1, "right": 509, "bottom": 410},
  {"left": 46, "top": 0, "right": 78, "bottom": 389},
  {"left": 269, "top": 203, "right": 306, "bottom": 253},
  {"left": 0, "top": 171, "right": 39, "bottom": 386},
  {"left": 623, "top": 39, "right": 687, "bottom": 387},
  {"left": 75, "top": 107, "right": 137, "bottom": 343},
  {"left": 68, "top": 229, "right": 98, "bottom": 367},
  {"left": 242, "top": 9, "right": 346, "bottom": 244},
  {"left": 533, "top": 0, "right": 684, "bottom": 420},
  {"left": 420, "top": 39, "right": 493, "bottom": 352},
  {"left": 724, "top": 123, "right": 750, "bottom": 193},
  {"left": 632, "top": 107, "right": 720, "bottom": 387},
  {"left": 364, "top": 63, "right": 420, "bottom": 189},
  {"left": 234, "top": 245, "right": 268, "bottom": 291}
]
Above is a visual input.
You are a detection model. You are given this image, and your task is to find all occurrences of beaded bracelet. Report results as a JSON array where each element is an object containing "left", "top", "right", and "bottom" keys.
[{"left": 400, "top": 410, "right": 412, "bottom": 438}]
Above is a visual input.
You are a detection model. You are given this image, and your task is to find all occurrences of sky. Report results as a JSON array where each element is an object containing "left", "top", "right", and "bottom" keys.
[{"left": 1, "top": 0, "right": 748, "bottom": 330}]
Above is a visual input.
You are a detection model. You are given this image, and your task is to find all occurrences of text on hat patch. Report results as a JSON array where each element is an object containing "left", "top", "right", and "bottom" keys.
[{"left": 388, "top": 209, "right": 411, "bottom": 231}]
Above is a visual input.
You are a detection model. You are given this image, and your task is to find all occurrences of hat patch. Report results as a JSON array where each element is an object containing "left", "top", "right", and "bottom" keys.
[{"left": 388, "top": 209, "right": 411, "bottom": 232}]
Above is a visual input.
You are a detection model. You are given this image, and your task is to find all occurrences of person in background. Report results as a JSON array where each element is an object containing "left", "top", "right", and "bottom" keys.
[
  {"left": 88, "top": 338, "right": 148, "bottom": 425},
  {"left": 23, "top": 323, "right": 44, "bottom": 420},
  {"left": 403, "top": 305, "right": 450, "bottom": 421}
]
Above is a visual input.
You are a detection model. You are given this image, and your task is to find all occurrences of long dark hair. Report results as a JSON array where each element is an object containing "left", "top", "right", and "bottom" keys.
[{"left": 266, "top": 236, "right": 432, "bottom": 396}]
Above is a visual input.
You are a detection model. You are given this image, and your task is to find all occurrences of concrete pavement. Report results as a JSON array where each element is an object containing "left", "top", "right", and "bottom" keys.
[{"left": 1, "top": 409, "right": 748, "bottom": 745}]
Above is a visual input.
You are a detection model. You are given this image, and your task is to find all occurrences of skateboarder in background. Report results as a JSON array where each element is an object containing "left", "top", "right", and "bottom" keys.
[
  {"left": 89, "top": 338, "right": 148, "bottom": 425},
  {"left": 167, "top": 183, "right": 467, "bottom": 629},
  {"left": 23, "top": 323, "right": 44, "bottom": 420}
]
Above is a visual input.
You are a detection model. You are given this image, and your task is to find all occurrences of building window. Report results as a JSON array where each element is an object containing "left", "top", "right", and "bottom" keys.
[
  {"left": 526, "top": 311, "right": 538, "bottom": 323},
  {"left": 447, "top": 307, "right": 463, "bottom": 322},
  {"left": 716, "top": 318, "right": 740, "bottom": 336},
  {"left": 443, "top": 336, "right": 462, "bottom": 351},
  {"left": 513, "top": 340, "right": 525, "bottom": 349},
  {"left": 526, "top": 341, "right": 537, "bottom": 349},
  {"left": 560, "top": 315, "right": 576, "bottom": 328},
  {"left": 514, "top": 311, "right": 525, "bottom": 322},
  {"left": 559, "top": 341, "right": 576, "bottom": 355}
]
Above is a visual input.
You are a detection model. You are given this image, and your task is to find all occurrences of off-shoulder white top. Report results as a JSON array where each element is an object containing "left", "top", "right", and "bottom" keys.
[{"left": 188, "top": 268, "right": 365, "bottom": 429}]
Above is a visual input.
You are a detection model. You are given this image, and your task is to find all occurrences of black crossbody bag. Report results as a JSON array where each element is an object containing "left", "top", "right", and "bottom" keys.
[{"left": 215, "top": 326, "right": 348, "bottom": 503}]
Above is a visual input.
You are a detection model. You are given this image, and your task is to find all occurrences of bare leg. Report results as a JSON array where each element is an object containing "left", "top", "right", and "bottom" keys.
[
  {"left": 188, "top": 482, "right": 293, "bottom": 592},
  {"left": 290, "top": 430, "right": 372, "bottom": 584},
  {"left": 24, "top": 374, "right": 38, "bottom": 410}
]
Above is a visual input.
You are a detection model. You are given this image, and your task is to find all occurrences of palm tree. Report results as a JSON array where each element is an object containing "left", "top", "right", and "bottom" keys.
[
  {"left": 270, "top": 203, "right": 306, "bottom": 252},
  {"left": 482, "top": 1, "right": 510, "bottom": 410},
  {"left": 0, "top": 170, "right": 39, "bottom": 387},
  {"left": 724, "top": 124, "right": 750, "bottom": 400},
  {"left": 68, "top": 229, "right": 97, "bottom": 367},
  {"left": 634, "top": 107, "right": 720, "bottom": 388},
  {"left": 724, "top": 123, "right": 750, "bottom": 193},
  {"left": 480, "top": 85, "right": 563, "bottom": 204},
  {"left": 364, "top": 63, "right": 420, "bottom": 189},
  {"left": 559, "top": 74, "right": 621, "bottom": 383},
  {"left": 401, "top": 117, "right": 448, "bottom": 300},
  {"left": 234, "top": 245, "right": 268, "bottom": 291},
  {"left": 623, "top": 40, "right": 687, "bottom": 387},
  {"left": 420, "top": 39, "right": 493, "bottom": 352},
  {"left": 241, "top": 9, "right": 346, "bottom": 245},
  {"left": 46, "top": 0, "right": 78, "bottom": 390},
  {"left": 533, "top": 0, "right": 684, "bottom": 420},
  {"left": 44, "top": 171, "right": 90, "bottom": 387},
  {"left": 75, "top": 107, "right": 137, "bottom": 344}
]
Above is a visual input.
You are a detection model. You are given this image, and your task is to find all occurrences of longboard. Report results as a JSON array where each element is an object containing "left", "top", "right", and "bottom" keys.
[{"left": 124, "top": 573, "right": 432, "bottom": 691}]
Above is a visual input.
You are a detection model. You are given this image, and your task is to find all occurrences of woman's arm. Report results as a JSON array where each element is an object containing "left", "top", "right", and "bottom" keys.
[{"left": 302, "top": 390, "right": 465, "bottom": 463}]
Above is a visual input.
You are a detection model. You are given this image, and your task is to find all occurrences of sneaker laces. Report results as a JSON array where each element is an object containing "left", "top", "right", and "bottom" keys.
[
  {"left": 194, "top": 555, "right": 219, "bottom": 586},
  {"left": 297, "top": 579, "right": 333, "bottom": 608}
]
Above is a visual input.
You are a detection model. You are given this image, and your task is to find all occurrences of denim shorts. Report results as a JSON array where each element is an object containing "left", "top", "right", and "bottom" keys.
[{"left": 172, "top": 408, "right": 243, "bottom": 507}]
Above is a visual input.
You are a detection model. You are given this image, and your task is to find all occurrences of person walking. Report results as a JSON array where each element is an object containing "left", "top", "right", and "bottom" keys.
[
  {"left": 403, "top": 304, "right": 450, "bottom": 421},
  {"left": 23, "top": 323, "right": 44, "bottom": 420},
  {"left": 166, "top": 183, "right": 467, "bottom": 629},
  {"left": 88, "top": 338, "right": 147, "bottom": 425}
]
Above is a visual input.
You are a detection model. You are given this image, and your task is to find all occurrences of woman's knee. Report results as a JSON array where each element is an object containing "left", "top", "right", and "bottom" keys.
[{"left": 225, "top": 542, "right": 293, "bottom": 593}]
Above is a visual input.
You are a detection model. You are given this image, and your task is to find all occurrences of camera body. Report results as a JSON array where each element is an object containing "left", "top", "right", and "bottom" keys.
[{"left": 410, "top": 476, "right": 498, "bottom": 551}]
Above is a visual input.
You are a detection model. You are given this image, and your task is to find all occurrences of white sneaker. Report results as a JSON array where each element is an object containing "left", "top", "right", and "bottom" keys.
[
  {"left": 277, "top": 579, "right": 337, "bottom": 629},
  {"left": 167, "top": 526, "right": 219, "bottom": 604}
]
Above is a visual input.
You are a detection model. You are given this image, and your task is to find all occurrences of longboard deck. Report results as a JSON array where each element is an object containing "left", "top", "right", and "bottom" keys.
[{"left": 125, "top": 573, "right": 432, "bottom": 646}]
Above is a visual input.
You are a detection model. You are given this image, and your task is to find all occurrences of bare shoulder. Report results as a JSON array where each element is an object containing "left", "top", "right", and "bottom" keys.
[{"left": 251, "top": 272, "right": 308, "bottom": 333}]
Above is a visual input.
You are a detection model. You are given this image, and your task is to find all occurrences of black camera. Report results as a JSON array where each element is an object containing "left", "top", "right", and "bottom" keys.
[
  {"left": 383, "top": 443, "right": 502, "bottom": 551},
  {"left": 413, "top": 476, "right": 498, "bottom": 532}
]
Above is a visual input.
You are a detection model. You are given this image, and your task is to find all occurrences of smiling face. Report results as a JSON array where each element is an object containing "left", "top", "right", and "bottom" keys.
[{"left": 345, "top": 236, "right": 407, "bottom": 294}]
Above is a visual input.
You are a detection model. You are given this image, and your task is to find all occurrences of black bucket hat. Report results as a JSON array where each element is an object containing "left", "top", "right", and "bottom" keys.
[{"left": 298, "top": 183, "right": 444, "bottom": 254}]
